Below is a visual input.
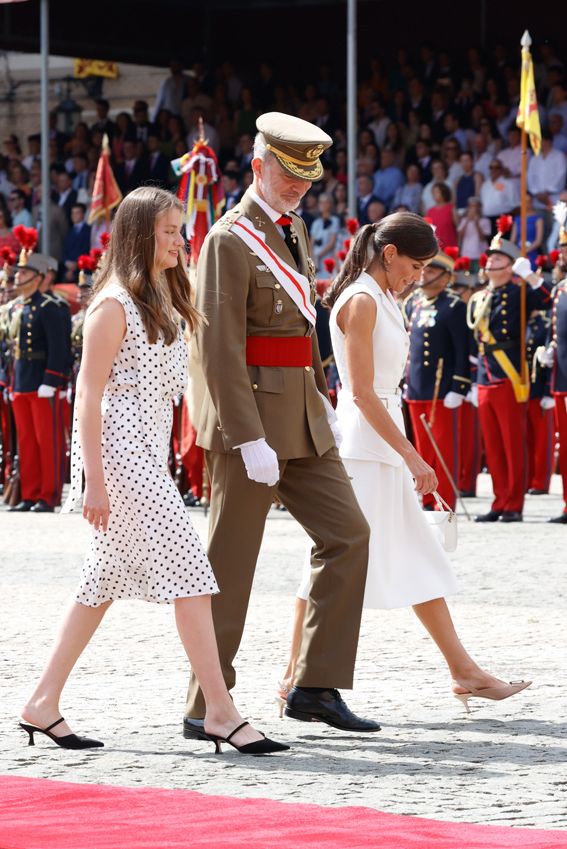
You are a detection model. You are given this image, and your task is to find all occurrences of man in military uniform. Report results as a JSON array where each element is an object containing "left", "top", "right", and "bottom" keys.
[
  {"left": 0, "top": 259, "right": 18, "bottom": 495},
  {"left": 404, "top": 251, "right": 471, "bottom": 510},
  {"left": 8, "top": 253, "right": 71, "bottom": 513},
  {"left": 184, "top": 113, "right": 379, "bottom": 735},
  {"left": 468, "top": 234, "right": 551, "bottom": 522},
  {"left": 525, "top": 310, "right": 554, "bottom": 495},
  {"left": 539, "top": 224, "right": 567, "bottom": 523}
]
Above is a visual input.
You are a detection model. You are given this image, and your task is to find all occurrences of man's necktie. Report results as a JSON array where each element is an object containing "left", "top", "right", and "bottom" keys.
[{"left": 276, "top": 214, "right": 300, "bottom": 267}]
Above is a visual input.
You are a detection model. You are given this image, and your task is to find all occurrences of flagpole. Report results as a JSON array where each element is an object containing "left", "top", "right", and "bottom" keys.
[{"left": 520, "top": 122, "right": 527, "bottom": 389}]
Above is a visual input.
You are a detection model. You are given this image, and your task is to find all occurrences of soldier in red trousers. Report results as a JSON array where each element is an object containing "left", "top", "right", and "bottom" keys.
[{"left": 9, "top": 253, "right": 71, "bottom": 512}]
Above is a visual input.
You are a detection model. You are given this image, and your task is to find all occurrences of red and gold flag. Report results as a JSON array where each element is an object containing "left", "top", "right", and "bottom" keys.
[{"left": 88, "top": 135, "right": 122, "bottom": 225}]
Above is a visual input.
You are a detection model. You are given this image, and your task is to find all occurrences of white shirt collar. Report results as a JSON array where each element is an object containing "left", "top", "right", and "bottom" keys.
[{"left": 248, "top": 188, "right": 284, "bottom": 223}]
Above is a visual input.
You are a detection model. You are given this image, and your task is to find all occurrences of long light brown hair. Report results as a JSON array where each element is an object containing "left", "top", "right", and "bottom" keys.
[
  {"left": 92, "top": 186, "right": 201, "bottom": 344},
  {"left": 323, "top": 212, "right": 438, "bottom": 309}
]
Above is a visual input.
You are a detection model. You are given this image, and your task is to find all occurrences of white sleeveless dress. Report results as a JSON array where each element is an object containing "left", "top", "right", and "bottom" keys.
[
  {"left": 62, "top": 282, "right": 219, "bottom": 607},
  {"left": 298, "top": 272, "right": 458, "bottom": 609}
]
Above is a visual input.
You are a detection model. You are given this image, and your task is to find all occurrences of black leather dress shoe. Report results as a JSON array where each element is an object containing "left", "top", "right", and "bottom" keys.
[
  {"left": 459, "top": 490, "right": 477, "bottom": 498},
  {"left": 549, "top": 513, "right": 567, "bottom": 524},
  {"left": 527, "top": 488, "right": 548, "bottom": 495},
  {"left": 285, "top": 687, "right": 381, "bottom": 732},
  {"left": 500, "top": 511, "right": 523, "bottom": 522},
  {"left": 474, "top": 510, "right": 502, "bottom": 523},
  {"left": 9, "top": 500, "right": 35, "bottom": 512},
  {"left": 30, "top": 500, "right": 54, "bottom": 513},
  {"left": 183, "top": 717, "right": 205, "bottom": 738}
]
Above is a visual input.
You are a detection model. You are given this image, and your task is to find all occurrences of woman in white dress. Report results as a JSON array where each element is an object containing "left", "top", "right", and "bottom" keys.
[
  {"left": 279, "top": 212, "right": 530, "bottom": 714},
  {"left": 19, "top": 187, "right": 287, "bottom": 755}
]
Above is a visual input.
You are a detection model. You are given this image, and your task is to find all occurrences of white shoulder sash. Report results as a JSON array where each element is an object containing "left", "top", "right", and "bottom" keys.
[{"left": 230, "top": 215, "right": 316, "bottom": 326}]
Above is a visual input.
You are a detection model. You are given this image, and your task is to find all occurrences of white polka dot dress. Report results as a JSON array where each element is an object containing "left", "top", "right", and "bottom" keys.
[{"left": 63, "top": 281, "right": 218, "bottom": 607}]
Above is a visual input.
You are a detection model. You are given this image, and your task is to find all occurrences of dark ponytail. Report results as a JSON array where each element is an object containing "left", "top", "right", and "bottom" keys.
[{"left": 323, "top": 211, "right": 438, "bottom": 309}]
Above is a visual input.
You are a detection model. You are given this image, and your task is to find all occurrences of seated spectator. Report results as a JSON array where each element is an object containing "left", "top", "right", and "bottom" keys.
[
  {"left": 22, "top": 134, "right": 41, "bottom": 172},
  {"left": 332, "top": 182, "right": 348, "bottom": 223},
  {"left": 297, "top": 191, "right": 318, "bottom": 233},
  {"left": 72, "top": 152, "right": 90, "bottom": 195},
  {"left": 132, "top": 100, "right": 156, "bottom": 145},
  {"left": 0, "top": 153, "right": 15, "bottom": 200},
  {"left": 421, "top": 159, "right": 452, "bottom": 213},
  {"left": 152, "top": 60, "right": 191, "bottom": 121},
  {"left": 549, "top": 113, "right": 567, "bottom": 153},
  {"left": 235, "top": 133, "right": 254, "bottom": 175},
  {"left": 62, "top": 202, "right": 91, "bottom": 281},
  {"left": 511, "top": 194, "right": 544, "bottom": 267},
  {"left": 373, "top": 148, "right": 404, "bottom": 210},
  {"left": 383, "top": 121, "right": 406, "bottom": 169},
  {"left": 0, "top": 202, "right": 19, "bottom": 253},
  {"left": 548, "top": 83, "right": 567, "bottom": 135},
  {"left": 234, "top": 86, "right": 257, "bottom": 138},
  {"left": 457, "top": 196, "right": 491, "bottom": 267},
  {"left": 367, "top": 199, "right": 386, "bottom": 224},
  {"left": 443, "top": 111, "right": 469, "bottom": 151},
  {"left": 366, "top": 98, "right": 391, "bottom": 148},
  {"left": 426, "top": 182, "right": 458, "bottom": 249},
  {"left": 472, "top": 132, "right": 493, "bottom": 180},
  {"left": 161, "top": 115, "right": 186, "bottom": 159},
  {"left": 114, "top": 138, "right": 148, "bottom": 195},
  {"left": 146, "top": 132, "right": 171, "bottom": 187},
  {"left": 527, "top": 131, "right": 567, "bottom": 211},
  {"left": 498, "top": 126, "right": 524, "bottom": 182},
  {"left": 310, "top": 193, "right": 340, "bottom": 273},
  {"left": 91, "top": 98, "right": 116, "bottom": 142},
  {"left": 52, "top": 168, "right": 78, "bottom": 224},
  {"left": 455, "top": 151, "right": 483, "bottom": 212},
  {"left": 32, "top": 185, "right": 68, "bottom": 265},
  {"left": 112, "top": 112, "right": 135, "bottom": 162},
  {"left": 407, "top": 139, "right": 434, "bottom": 184},
  {"left": 222, "top": 170, "right": 242, "bottom": 210},
  {"left": 480, "top": 158, "right": 518, "bottom": 232},
  {"left": 9, "top": 188, "right": 33, "bottom": 227},
  {"left": 442, "top": 137, "right": 464, "bottom": 186},
  {"left": 429, "top": 89, "right": 448, "bottom": 144},
  {"left": 9, "top": 161, "right": 31, "bottom": 201},
  {"left": 181, "top": 77, "right": 213, "bottom": 130},
  {"left": 392, "top": 164, "right": 423, "bottom": 213},
  {"left": 357, "top": 174, "right": 381, "bottom": 225}
]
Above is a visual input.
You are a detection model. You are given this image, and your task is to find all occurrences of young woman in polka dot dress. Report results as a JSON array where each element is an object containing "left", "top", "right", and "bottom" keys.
[{"left": 19, "top": 187, "right": 288, "bottom": 755}]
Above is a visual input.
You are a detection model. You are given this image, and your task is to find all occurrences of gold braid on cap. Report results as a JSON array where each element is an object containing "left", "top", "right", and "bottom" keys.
[{"left": 265, "top": 143, "right": 313, "bottom": 166}]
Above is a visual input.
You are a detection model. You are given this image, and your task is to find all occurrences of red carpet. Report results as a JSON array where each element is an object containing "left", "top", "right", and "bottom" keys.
[{"left": 0, "top": 775, "right": 565, "bottom": 849}]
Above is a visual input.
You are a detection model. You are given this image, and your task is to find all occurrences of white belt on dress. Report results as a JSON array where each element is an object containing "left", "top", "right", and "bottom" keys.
[{"left": 375, "top": 387, "right": 402, "bottom": 409}]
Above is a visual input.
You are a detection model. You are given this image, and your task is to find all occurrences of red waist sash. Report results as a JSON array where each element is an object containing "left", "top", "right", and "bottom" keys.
[{"left": 246, "top": 336, "right": 312, "bottom": 367}]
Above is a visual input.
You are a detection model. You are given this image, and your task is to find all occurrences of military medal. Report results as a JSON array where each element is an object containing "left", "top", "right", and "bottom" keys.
[{"left": 289, "top": 224, "right": 298, "bottom": 245}]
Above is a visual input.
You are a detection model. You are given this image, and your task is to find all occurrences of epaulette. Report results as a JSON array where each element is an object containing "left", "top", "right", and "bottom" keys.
[
  {"left": 447, "top": 292, "right": 462, "bottom": 308},
  {"left": 40, "top": 292, "right": 61, "bottom": 308},
  {"left": 215, "top": 208, "right": 242, "bottom": 230}
]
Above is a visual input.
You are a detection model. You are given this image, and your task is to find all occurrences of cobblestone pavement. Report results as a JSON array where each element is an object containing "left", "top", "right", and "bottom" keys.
[{"left": 1, "top": 474, "right": 566, "bottom": 830}]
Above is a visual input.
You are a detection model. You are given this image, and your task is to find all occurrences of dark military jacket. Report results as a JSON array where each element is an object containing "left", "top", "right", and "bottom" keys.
[
  {"left": 405, "top": 288, "right": 470, "bottom": 401},
  {"left": 550, "top": 280, "right": 567, "bottom": 394},
  {"left": 13, "top": 289, "right": 71, "bottom": 393},
  {"left": 470, "top": 280, "right": 552, "bottom": 386},
  {"left": 526, "top": 313, "right": 551, "bottom": 400}
]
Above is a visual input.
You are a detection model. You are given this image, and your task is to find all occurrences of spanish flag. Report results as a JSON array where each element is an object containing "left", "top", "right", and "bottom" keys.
[
  {"left": 88, "top": 135, "right": 122, "bottom": 225},
  {"left": 516, "top": 30, "right": 541, "bottom": 156}
]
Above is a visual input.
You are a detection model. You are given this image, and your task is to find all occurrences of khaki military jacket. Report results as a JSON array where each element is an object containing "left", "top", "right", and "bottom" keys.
[{"left": 195, "top": 189, "right": 334, "bottom": 458}]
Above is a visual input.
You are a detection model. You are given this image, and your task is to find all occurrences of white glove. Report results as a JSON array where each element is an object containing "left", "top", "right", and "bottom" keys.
[
  {"left": 37, "top": 384, "right": 56, "bottom": 399},
  {"left": 467, "top": 385, "right": 479, "bottom": 407},
  {"left": 537, "top": 345, "right": 555, "bottom": 368},
  {"left": 540, "top": 396, "right": 556, "bottom": 410},
  {"left": 318, "top": 390, "right": 343, "bottom": 448},
  {"left": 66, "top": 386, "right": 73, "bottom": 404},
  {"left": 443, "top": 391, "right": 465, "bottom": 409},
  {"left": 239, "top": 438, "right": 279, "bottom": 486},
  {"left": 512, "top": 257, "right": 533, "bottom": 280}
]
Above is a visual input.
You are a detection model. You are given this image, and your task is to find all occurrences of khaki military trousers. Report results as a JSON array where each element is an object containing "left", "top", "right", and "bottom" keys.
[{"left": 185, "top": 446, "right": 370, "bottom": 718}]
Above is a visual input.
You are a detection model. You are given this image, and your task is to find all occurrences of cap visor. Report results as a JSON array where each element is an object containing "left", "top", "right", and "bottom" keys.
[{"left": 275, "top": 154, "right": 323, "bottom": 182}]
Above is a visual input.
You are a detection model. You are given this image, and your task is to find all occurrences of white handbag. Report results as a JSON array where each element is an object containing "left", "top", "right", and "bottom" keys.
[{"left": 424, "top": 491, "right": 458, "bottom": 552}]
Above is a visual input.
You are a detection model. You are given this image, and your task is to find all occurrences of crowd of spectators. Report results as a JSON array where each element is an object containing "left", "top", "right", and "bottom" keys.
[{"left": 2, "top": 43, "right": 567, "bottom": 279}]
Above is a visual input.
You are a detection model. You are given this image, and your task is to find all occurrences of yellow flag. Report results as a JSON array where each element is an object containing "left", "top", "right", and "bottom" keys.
[
  {"left": 73, "top": 59, "right": 119, "bottom": 80},
  {"left": 516, "top": 44, "right": 541, "bottom": 155}
]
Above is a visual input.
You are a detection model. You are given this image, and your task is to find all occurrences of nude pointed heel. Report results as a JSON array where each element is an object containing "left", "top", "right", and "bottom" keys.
[
  {"left": 454, "top": 680, "right": 532, "bottom": 714},
  {"left": 275, "top": 696, "right": 286, "bottom": 719}
]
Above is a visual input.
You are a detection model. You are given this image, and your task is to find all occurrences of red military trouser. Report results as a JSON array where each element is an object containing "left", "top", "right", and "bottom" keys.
[
  {"left": 11, "top": 391, "right": 65, "bottom": 507},
  {"left": 407, "top": 400, "right": 458, "bottom": 509},
  {"left": 457, "top": 400, "right": 482, "bottom": 495},
  {"left": 478, "top": 381, "right": 528, "bottom": 514},
  {"left": 553, "top": 392, "right": 567, "bottom": 513},
  {"left": 171, "top": 397, "right": 205, "bottom": 499},
  {"left": 526, "top": 398, "right": 554, "bottom": 493}
]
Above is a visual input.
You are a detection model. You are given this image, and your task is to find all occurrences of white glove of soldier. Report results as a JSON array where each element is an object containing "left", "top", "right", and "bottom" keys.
[
  {"left": 239, "top": 438, "right": 279, "bottom": 486},
  {"left": 537, "top": 345, "right": 555, "bottom": 368},
  {"left": 443, "top": 391, "right": 465, "bottom": 409},
  {"left": 466, "top": 385, "right": 479, "bottom": 407},
  {"left": 37, "top": 384, "right": 56, "bottom": 399},
  {"left": 318, "top": 390, "right": 343, "bottom": 448},
  {"left": 540, "top": 396, "right": 556, "bottom": 411},
  {"left": 512, "top": 256, "right": 541, "bottom": 288},
  {"left": 66, "top": 386, "right": 73, "bottom": 404}
]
